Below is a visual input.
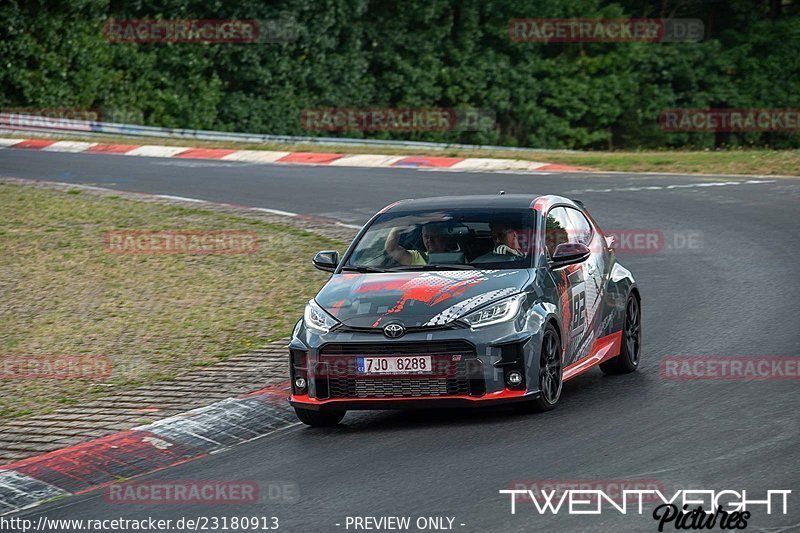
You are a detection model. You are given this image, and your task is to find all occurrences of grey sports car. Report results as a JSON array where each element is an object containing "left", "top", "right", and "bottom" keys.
[{"left": 288, "top": 194, "right": 641, "bottom": 426}]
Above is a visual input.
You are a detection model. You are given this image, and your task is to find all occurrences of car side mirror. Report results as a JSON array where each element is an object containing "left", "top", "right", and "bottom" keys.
[
  {"left": 312, "top": 250, "right": 339, "bottom": 272},
  {"left": 551, "top": 242, "right": 590, "bottom": 266}
]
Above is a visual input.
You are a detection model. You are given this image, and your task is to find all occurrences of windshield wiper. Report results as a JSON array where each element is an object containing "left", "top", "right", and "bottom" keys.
[
  {"left": 390, "top": 264, "right": 476, "bottom": 271},
  {"left": 341, "top": 265, "right": 389, "bottom": 273}
]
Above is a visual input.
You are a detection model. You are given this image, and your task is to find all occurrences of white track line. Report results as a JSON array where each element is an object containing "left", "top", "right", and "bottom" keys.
[
  {"left": 62, "top": 183, "right": 115, "bottom": 192},
  {"left": 567, "top": 179, "right": 776, "bottom": 194},
  {"left": 415, "top": 167, "right": 555, "bottom": 175},
  {"left": 336, "top": 222, "right": 363, "bottom": 229},
  {"left": 154, "top": 194, "right": 206, "bottom": 203},
  {"left": 250, "top": 206, "right": 300, "bottom": 217},
  {"left": 9, "top": 179, "right": 363, "bottom": 228}
]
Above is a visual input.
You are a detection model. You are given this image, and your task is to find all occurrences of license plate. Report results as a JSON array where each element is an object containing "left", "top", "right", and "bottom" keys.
[{"left": 357, "top": 356, "right": 433, "bottom": 375}]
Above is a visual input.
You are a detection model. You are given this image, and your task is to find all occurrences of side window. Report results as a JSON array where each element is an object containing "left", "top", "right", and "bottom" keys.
[
  {"left": 565, "top": 208, "right": 593, "bottom": 246},
  {"left": 544, "top": 207, "right": 571, "bottom": 257}
]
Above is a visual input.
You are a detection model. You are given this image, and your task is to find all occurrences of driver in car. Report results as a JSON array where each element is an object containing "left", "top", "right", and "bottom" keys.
[
  {"left": 385, "top": 223, "right": 450, "bottom": 265},
  {"left": 489, "top": 222, "right": 526, "bottom": 257}
]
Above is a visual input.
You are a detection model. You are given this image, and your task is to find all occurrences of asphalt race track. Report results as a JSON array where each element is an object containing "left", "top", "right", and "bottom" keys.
[{"left": 2, "top": 149, "right": 799, "bottom": 532}]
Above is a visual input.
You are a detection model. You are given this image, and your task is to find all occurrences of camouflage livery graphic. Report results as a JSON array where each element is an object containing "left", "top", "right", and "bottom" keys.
[{"left": 316, "top": 270, "right": 530, "bottom": 328}]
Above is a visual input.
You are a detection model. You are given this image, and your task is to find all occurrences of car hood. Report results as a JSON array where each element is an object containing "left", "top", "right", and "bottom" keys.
[{"left": 316, "top": 269, "right": 531, "bottom": 328}]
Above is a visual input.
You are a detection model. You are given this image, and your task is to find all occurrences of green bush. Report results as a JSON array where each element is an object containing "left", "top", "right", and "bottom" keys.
[{"left": 1, "top": 0, "right": 797, "bottom": 149}]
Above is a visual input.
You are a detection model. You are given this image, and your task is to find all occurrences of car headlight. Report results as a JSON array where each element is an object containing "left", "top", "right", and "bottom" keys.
[
  {"left": 304, "top": 299, "right": 339, "bottom": 334},
  {"left": 460, "top": 294, "right": 525, "bottom": 328}
]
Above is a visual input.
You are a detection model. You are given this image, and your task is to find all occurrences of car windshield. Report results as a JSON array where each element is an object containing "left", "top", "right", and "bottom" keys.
[{"left": 344, "top": 208, "right": 534, "bottom": 271}]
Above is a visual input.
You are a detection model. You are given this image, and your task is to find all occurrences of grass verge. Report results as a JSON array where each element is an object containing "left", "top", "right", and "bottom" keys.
[
  {"left": 530, "top": 149, "right": 800, "bottom": 176},
  {"left": 0, "top": 182, "right": 340, "bottom": 422}
]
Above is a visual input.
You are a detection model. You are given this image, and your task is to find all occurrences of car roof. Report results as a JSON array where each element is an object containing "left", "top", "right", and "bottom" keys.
[{"left": 384, "top": 194, "right": 581, "bottom": 212}]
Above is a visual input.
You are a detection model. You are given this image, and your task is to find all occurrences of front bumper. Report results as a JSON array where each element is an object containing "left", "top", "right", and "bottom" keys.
[
  {"left": 288, "top": 317, "right": 545, "bottom": 411},
  {"left": 289, "top": 390, "right": 538, "bottom": 411}
]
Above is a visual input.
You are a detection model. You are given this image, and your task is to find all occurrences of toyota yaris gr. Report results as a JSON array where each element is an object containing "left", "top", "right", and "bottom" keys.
[{"left": 288, "top": 194, "right": 641, "bottom": 426}]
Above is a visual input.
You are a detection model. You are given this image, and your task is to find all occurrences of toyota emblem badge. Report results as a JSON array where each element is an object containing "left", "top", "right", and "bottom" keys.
[{"left": 383, "top": 323, "right": 405, "bottom": 338}]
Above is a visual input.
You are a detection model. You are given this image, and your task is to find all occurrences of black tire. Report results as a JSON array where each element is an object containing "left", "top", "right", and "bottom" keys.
[
  {"left": 600, "top": 293, "right": 641, "bottom": 375},
  {"left": 515, "top": 323, "right": 563, "bottom": 413},
  {"left": 294, "top": 407, "right": 346, "bottom": 427}
]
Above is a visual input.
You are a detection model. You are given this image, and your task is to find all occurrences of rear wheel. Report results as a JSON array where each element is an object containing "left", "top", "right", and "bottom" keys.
[
  {"left": 294, "top": 407, "right": 346, "bottom": 427},
  {"left": 600, "top": 293, "right": 641, "bottom": 375},
  {"left": 516, "top": 323, "right": 562, "bottom": 413}
]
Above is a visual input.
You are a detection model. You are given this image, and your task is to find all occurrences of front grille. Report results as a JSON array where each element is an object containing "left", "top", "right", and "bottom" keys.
[
  {"left": 337, "top": 378, "right": 450, "bottom": 398},
  {"left": 317, "top": 341, "right": 483, "bottom": 399},
  {"left": 321, "top": 341, "right": 474, "bottom": 356}
]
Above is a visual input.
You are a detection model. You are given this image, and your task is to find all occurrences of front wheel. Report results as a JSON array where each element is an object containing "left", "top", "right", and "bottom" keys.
[
  {"left": 294, "top": 407, "right": 346, "bottom": 427},
  {"left": 600, "top": 293, "right": 641, "bottom": 375},
  {"left": 515, "top": 323, "right": 562, "bottom": 413}
]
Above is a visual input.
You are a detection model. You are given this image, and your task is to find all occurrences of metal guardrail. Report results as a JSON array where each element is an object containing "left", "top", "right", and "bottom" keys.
[{"left": 0, "top": 112, "right": 571, "bottom": 154}]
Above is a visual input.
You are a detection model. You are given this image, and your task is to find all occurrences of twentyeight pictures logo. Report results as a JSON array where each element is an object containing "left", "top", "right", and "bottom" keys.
[{"left": 499, "top": 488, "right": 791, "bottom": 530}]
